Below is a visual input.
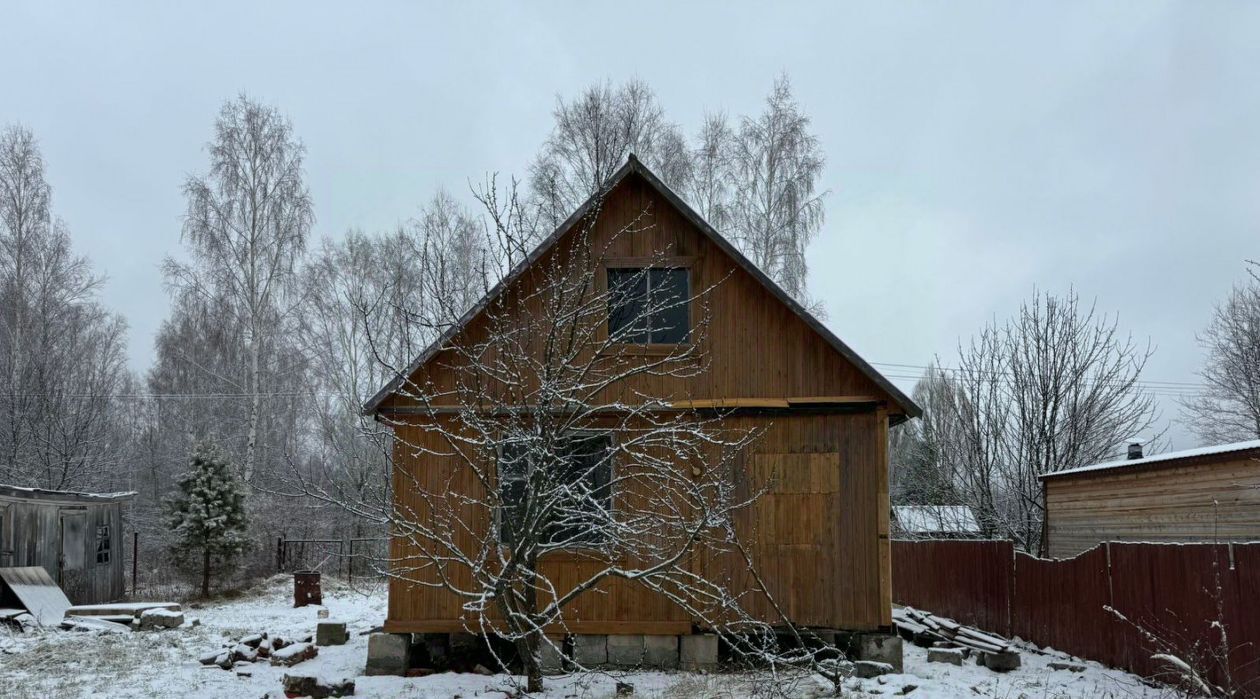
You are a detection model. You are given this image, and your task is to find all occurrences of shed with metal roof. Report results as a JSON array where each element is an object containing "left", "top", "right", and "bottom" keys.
[{"left": 1040, "top": 440, "right": 1260, "bottom": 558}]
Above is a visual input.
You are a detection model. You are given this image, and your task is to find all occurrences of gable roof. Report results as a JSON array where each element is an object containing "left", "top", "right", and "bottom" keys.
[
  {"left": 363, "top": 154, "right": 921, "bottom": 419},
  {"left": 0, "top": 483, "right": 136, "bottom": 504}
]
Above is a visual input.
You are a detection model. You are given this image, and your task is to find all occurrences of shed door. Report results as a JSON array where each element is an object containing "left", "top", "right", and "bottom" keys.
[{"left": 59, "top": 509, "right": 88, "bottom": 600}]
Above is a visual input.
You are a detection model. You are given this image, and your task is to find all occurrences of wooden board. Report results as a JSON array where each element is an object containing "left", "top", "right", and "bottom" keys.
[{"left": 0, "top": 566, "right": 72, "bottom": 625}]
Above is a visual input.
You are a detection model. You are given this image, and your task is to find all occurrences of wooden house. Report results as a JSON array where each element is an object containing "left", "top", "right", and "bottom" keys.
[
  {"left": 364, "top": 155, "right": 920, "bottom": 648},
  {"left": 1041, "top": 440, "right": 1260, "bottom": 559},
  {"left": 0, "top": 484, "right": 133, "bottom": 604}
]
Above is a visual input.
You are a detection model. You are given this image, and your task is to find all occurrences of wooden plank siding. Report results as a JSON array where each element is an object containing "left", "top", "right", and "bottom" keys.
[
  {"left": 377, "top": 174, "right": 903, "bottom": 412},
  {"left": 0, "top": 491, "right": 128, "bottom": 604},
  {"left": 1044, "top": 455, "right": 1260, "bottom": 559},
  {"left": 376, "top": 169, "right": 907, "bottom": 635},
  {"left": 384, "top": 410, "right": 889, "bottom": 634}
]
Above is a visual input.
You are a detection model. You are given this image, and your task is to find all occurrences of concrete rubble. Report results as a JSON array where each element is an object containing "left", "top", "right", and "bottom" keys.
[{"left": 282, "top": 674, "right": 355, "bottom": 698}]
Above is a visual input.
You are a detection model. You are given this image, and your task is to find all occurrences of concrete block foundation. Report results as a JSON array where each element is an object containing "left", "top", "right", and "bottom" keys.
[
  {"left": 680, "top": 633, "right": 718, "bottom": 671},
  {"left": 857, "top": 633, "right": 903, "bottom": 673},
  {"left": 573, "top": 634, "right": 608, "bottom": 667},
  {"left": 644, "top": 635, "right": 679, "bottom": 669},
  {"left": 607, "top": 635, "right": 644, "bottom": 666},
  {"left": 538, "top": 637, "right": 565, "bottom": 674},
  {"left": 365, "top": 633, "right": 411, "bottom": 676},
  {"left": 315, "top": 621, "right": 348, "bottom": 646}
]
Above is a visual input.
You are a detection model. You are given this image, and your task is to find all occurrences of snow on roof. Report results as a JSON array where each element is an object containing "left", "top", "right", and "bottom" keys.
[
  {"left": 893, "top": 505, "right": 981, "bottom": 534},
  {"left": 1041, "top": 438, "right": 1260, "bottom": 480},
  {"left": 0, "top": 483, "right": 136, "bottom": 502}
]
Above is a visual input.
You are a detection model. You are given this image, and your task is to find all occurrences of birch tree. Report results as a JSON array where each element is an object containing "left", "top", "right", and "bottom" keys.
[
  {"left": 685, "top": 112, "right": 736, "bottom": 231},
  {"left": 0, "top": 125, "right": 50, "bottom": 476},
  {"left": 164, "top": 96, "right": 314, "bottom": 483},
  {"left": 294, "top": 193, "right": 489, "bottom": 541},
  {"left": 0, "top": 125, "right": 133, "bottom": 490},
  {"left": 728, "top": 75, "right": 826, "bottom": 304},
  {"left": 1182, "top": 278, "right": 1260, "bottom": 442},
  {"left": 529, "top": 79, "right": 690, "bottom": 224}
]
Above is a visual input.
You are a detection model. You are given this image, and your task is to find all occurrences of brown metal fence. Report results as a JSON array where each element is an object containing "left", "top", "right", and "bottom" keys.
[{"left": 892, "top": 540, "right": 1260, "bottom": 696}]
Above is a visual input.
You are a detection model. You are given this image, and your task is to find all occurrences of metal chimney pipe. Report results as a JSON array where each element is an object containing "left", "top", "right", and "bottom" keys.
[{"left": 1127, "top": 441, "right": 1143, "bottom": 460}]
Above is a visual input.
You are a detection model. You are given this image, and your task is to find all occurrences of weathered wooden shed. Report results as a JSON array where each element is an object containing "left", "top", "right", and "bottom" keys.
[
  {"left": 364, "top": 156, "right": 920, "bottom": 651},
  {"left": 1041, "top": 440, "right": 1260, "bottom": 559},
  {"left": 0, "top": 484, "right": 133, "bottom": 604}
]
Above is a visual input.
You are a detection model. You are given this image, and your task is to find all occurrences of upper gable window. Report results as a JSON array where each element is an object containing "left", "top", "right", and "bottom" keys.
[{"left": 607, "top": 268, "right": 690, "bottom": 344}]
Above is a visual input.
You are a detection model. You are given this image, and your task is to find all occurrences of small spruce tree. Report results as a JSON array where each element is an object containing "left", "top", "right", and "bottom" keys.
[{"left": 167, "top": 442, "right": 251, "bottom": 597}]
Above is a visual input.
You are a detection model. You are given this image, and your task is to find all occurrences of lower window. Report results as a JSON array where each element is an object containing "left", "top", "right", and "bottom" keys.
[{"left": 498, "top": 433, "right": 613, "bottom": 547}]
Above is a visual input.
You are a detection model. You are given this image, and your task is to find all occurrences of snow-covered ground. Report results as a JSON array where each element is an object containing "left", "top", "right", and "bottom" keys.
[{"left": 0, "top": 578, "right": 1186, "bottom": 698}]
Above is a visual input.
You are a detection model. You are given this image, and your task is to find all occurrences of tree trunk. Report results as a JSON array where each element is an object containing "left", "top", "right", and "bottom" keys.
[
  {"left": 244, "top": 334, "right": 261, "bottom": 483},
  {"left": 515, "top": 631, "right": 544, "bottom": 694},
  {"left": 201, "top": 547, "right": 211, "bottom": 598}
]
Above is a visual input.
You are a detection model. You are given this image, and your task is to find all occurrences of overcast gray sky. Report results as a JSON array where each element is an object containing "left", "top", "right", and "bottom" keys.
[{"left": 5, "top": 1, "right": 1259, "bottom": 450}]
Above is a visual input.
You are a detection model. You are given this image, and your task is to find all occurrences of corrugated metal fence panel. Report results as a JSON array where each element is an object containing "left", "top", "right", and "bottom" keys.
[
  {"left": 1011, "top": 546, "right": 1115, "bottom": 664},
  {"left": 892, "top": 540, "right": 1260, "bottom": 697},
  {"left": 1227, "top": 544, "right": 1260, "bottom": 694},
  {"left": 891, "top": 539, "right": 1012, "bottom": 636},
  {"left": 1108, "top": 543, "right": 1258, "bottom": 693}
]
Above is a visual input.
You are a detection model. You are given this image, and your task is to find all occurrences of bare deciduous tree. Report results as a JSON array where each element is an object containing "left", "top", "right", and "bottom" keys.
[
  {"left": 685, "top": 112, "right": 735, "bottom": 231},
  {"left": 528, "top": 76, "right": 828, "bottom": 309},
  {"left": 921, "top": 290, "right": 1160, "bottom": 552},
  {"left": 728, "top": 75, "right": 826, "bottom": 306},
  {"left": 890, "top": 364, "right": 963, "bottom": 508},
  {"left": 0, "top": 125, "right": 132, "bottom": 490},
  {"left": 164, "top": 95, "right": 314, "bottom": 483},
  {"left": 293, "top": 192, "right": 491, "bottom": 543},
  {"left": 529, "top": 79, "right": 690, "bottom": 223},
  {"left": 1182, "top": 278, "right": 1260, "bottom": 443}
]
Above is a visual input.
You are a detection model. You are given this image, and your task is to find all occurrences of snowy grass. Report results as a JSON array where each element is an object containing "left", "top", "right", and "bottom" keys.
[{"left": 0, "top": 577, "right": 1190, "bottom": 698}]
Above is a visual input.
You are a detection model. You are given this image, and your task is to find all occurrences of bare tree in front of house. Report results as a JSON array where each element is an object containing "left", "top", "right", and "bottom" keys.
[
  {"left": 163, "top": 95, "right": 314, "bottom": 485},
  {"left": 941, "top": 290, "right": 1160, "bottom": 553},
  {"left": 292, "top": 178, "right": 842, "bottom": 694},
  {"left": 1182, "top": 276, "right": 1260, "bottom": 443}
]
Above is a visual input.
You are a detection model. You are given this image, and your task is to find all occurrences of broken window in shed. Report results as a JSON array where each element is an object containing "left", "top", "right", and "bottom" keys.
[{"left": 96, "top": 524, "right": 111, "bottom": 565}]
